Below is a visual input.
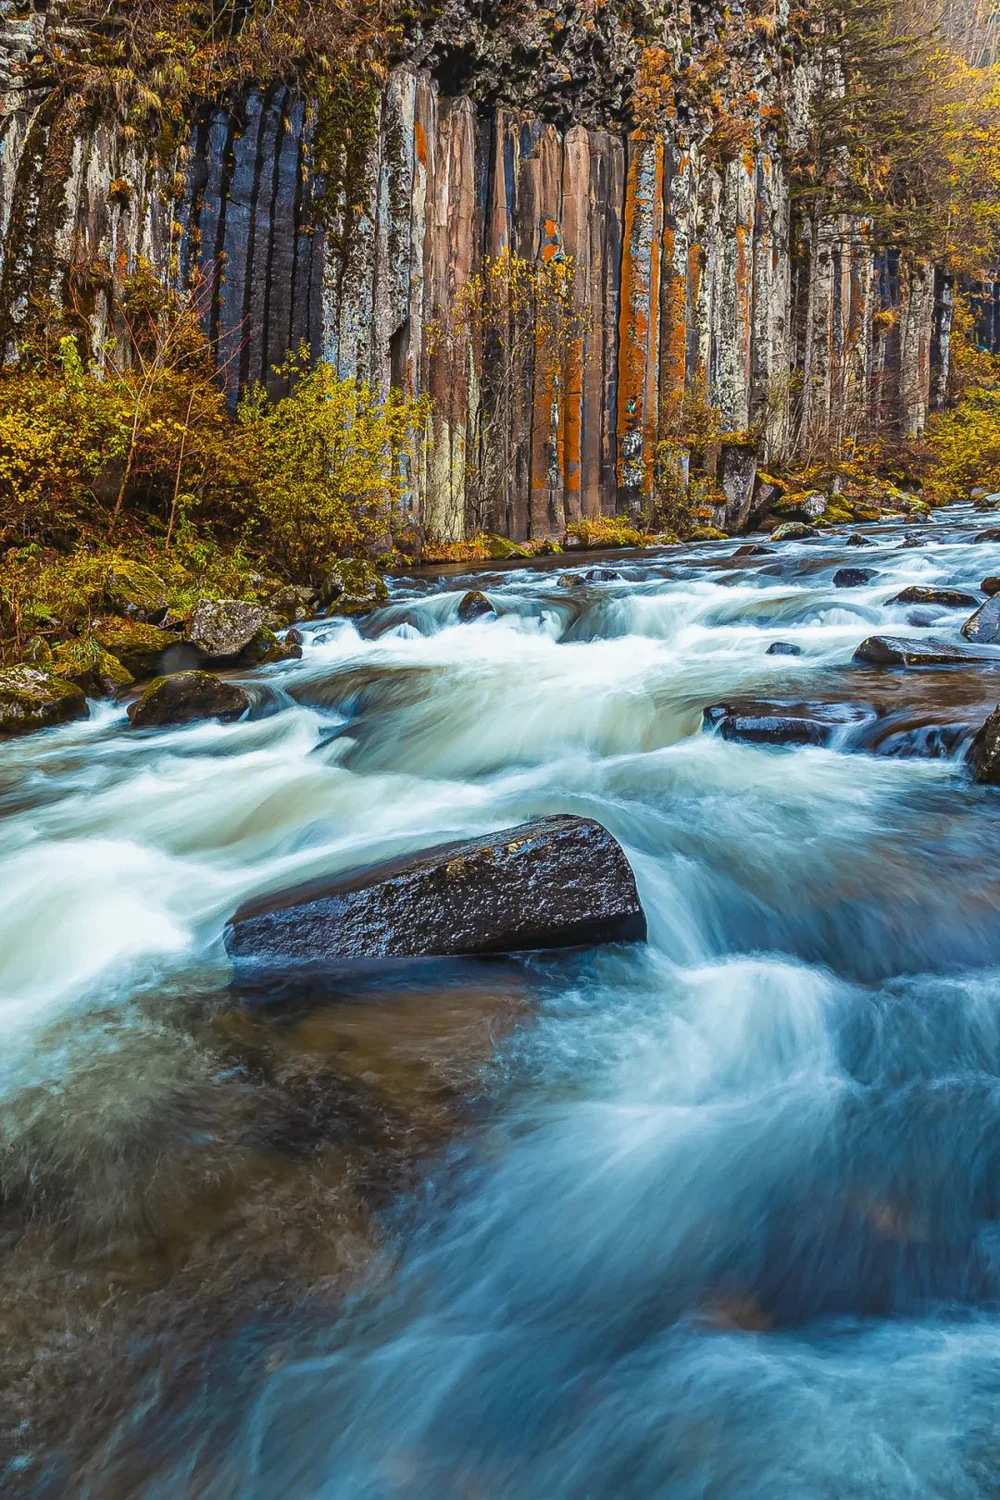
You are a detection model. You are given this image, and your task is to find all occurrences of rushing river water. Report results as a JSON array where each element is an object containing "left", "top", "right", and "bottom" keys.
[{"left": 7, "top": 508, "right": 1000, "bottom": 1497}]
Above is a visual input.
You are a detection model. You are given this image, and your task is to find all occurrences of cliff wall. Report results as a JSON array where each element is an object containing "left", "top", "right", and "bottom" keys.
[{"left": 0, "top": 3, "right": 956, "bottom": 540}]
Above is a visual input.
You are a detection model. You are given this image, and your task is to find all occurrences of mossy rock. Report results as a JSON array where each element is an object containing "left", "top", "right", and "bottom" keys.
[
  {"left": 95, "top": 621, "right": 190, "bottom": 680},
  {"left": 319, "top": 560, "right": 390, "bottom": 617},
  {"left": 770, "top": 522, "right": 816, "bottom": 542},
  {"left": 688, "top": 525, "right": 729, "bottom": 542},
  {"left": 457, "top": 590, "right": 496, "bottom": 623},
  {"left": 52, "top": 638, "right": 134, "bottom": 698},
  {"left": 187, "top": 598, "right": 267, "bottom": 661},
  {"left": 0, "top": 666, "right": 88, "bottom": 738},
  {"left": 128, "top": 670, "right": 251, "bottom": 730},
  {"left": 487, "top": 535, "right": 532, "bottom": 560},
  {"left": 102, "top": 560, "right": 168, "bottom": 622},
  {"left": 240, "top": 626, "right": 303, "bottom": 665},
  {"left": 21, "top": 636, "right": 54, "bottom": 667}
]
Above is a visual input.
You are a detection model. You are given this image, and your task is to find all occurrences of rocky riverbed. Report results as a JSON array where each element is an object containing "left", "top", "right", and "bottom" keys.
[{"left": 6, "top": 506, "right": 1000, "bottom": 1495}]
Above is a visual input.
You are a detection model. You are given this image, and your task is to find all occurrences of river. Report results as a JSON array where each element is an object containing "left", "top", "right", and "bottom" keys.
[{"left": 6, "top": 508, "right": 1000, "bottom": 1497}]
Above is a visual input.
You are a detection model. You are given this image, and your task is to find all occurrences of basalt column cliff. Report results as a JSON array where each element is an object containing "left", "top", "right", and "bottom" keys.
[{"left": 0, "top": 1, "right": 955, "bottom": 542}]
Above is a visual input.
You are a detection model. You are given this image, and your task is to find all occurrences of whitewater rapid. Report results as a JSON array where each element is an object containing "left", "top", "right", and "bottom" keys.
[{"left": 7, "top": 508, "right": 1000, "bottom": 1497}]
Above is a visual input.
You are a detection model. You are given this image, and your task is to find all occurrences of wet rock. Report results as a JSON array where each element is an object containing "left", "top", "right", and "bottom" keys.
[
  {"left": 0, "top": 666, "right": 88, "bottom": 738},
  {"left": 188, "top": 598, "right": 266, "bottom": 661},
  {"left": 968, "top": 706, "right": 1000, "bottom": 784},
  {"left": 732, "top": 543, "right": 772, "bottom": 558},
  {"left": 318, "top": 561, "right": 389, "bottom": 616},
  {"left": 982, "top": 577, "right": 1000, "bottom": 596},
  {"left": 834, "top": 567, "right": 877, "bottom": 588},
  {"left": 887, "top": 586, "right": 981, "bottom": 609},
  {"left": 973, "top": 528, "right": 1000, "bottom": 544},
  {"left": 961, "top": 594, "right": 1000, "bottom": 645},
  {"left": 127, "top": 670, "right": 250, "bottom": 729},
  {"left": 95, "top": 621, "right": 194, "bottom": 680},
  {"left": 286, "top": 627, "right": 304, "bottom": 649},
  {"left": 901, "top": 534, "right": 927, "bottom": 549},
  {"left": 770, "top": 522, "right": 815, "bottom": 542},
  {"left": 52, "top": 638, "right": 134, "bottom": 697},
  {"left": 226, "top": 815, "right": 647, "bottom": 964},
  {"left": 557, "top": 574, "right": 584, "bottom": 589},
  {"left": 583, "top": 567, "right": 622, "bottom": 581},
  {"left": 853, "top": 635, "right": 991, "bottom": 666},
  {"left": 845, "top": 533, "right": 873, "bottom": 547},
  {"left": 457, "top": 590, "right": 496, "bottom": 622},
  {"left": 239, "top": 626, "right": 302, "bottom": 665},
  {"left": 703, "top": 700, "right": 872, "bottom": 748},
  {"left": 766, "top": 641, "right": 803, "bottom": 656}
]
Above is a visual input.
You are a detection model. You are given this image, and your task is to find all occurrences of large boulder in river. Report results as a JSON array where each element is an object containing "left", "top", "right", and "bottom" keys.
[
  {"left": 188, "top": 598, "right": 266, "bottom": 661},
  {"left": 128, "top": 670, "right": 250, "bottom": 729},
  {"left": 226, "top": 815, "right": 646, "bottom": 965},
  {"left": 969, "top": 706, "right": 1000, "bottom": 784},
  {"left": 887, "top": 586, "right": 980, "bottom": 609},
  {"left": 0, "top": 666, "right": 87, "bottom": 737},
  {"left": 961, "top": 594, "right": 1000, "bottom": 645},
  {"left": 853, "top": 635, "right": 990, "bottom": 667},
  {"left": 704, "top": 700, "right": 873, "bottom": 748}
]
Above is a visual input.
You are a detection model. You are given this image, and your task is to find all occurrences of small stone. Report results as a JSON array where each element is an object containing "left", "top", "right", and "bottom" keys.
[
  {"left": 583, "top": 567, "right": 622, "bottom": 581},
  {"left": 0, "top": 666, "right": 88, "bottom": 738},
  {"left": 834, "top": 567, "right": 877, "bottom": 588},
  {"left": 901, "top": 534, "right": 927, "bottom": 549},
  {"left": 733, "top": 543, "right": 772, "bottom": 557},
  {"left": 457, "top": 590, "right": 495, "bottom": 623},
  {"left": 766, "top": 641, "right": 803, "bottom": 656},
  {"left": 981, "top": 577, "right": 1000, "bottom": 596},
  {"left": 557, "top": 574, "right": 584, "bottom": 589},
  {"left": 127, "top": 670, "right": 250, "bottom": 729},
  {"left": 844, "top": 533, "right": 873, "bottom": 547}
]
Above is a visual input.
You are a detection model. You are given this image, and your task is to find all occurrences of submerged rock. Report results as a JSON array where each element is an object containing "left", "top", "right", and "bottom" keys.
[
  {"left": 703, "top": 700, "right": 872, "bottom": 748},
  {"left": 969, "top": 706, "right": 1000, "bottom": 784},
  {"left": 127, "top": 670, "right": 250, "bottom": 729},
  {"left": 844, "top": 533, "right": 873, "bottom": 547},
  {"left": 974, "top": 528, "right": 1000, "bottom": 544},
  {"left": 583, "top": 567, "right": 622, "bottom": 581},
  {"left": 887, "top": 586, "right": 981, "bottom": 609},
  {"left": 766, "top": 641, "right": 803, "bottom": 656},
  {"left": 226, "top": 815, "right": 646, "bottom": 964},
  {"left": 0, "top": 666, "right": 88, "bottom": 738},
  {"left": 853, "top": 635, "right": 990, "bottom": 667},
  {"left": 961, "top": 594, "right": 1000, "bottom": 645},
  {"left": 457, "top": 590, "right": 496, "bottom": 622},
  {"left": 557, "top": 574, "right": 584, "bottom": 589},
  {"left": 901, "top": 534, "right": 927, "bottom": 549},
  {"left": 188, "top": 598, "right": 266, "bottom": 661},
  {"left": 732, "top": 543, "right": 772, "bottom": 558},
  {"left": 834, "top": 567, "right": 877, "bottom": 588}
]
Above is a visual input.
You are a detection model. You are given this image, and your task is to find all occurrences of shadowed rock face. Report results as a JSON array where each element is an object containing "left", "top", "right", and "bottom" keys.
[
  {"left": 969, "top": 706, "right": 1000, "bottom": 784},
  {"left": 227, "top": 816, "right": 646, "bottom": 964}
]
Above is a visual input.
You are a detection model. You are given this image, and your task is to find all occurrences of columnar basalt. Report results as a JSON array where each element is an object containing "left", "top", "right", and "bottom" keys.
[{"left": 0, "top": 5, "right": 961, "bottom": 541}]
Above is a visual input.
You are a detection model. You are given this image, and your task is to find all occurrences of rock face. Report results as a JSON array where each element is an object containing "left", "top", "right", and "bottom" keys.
[
  {"left": 961, "top": 595, "right": 1000, "bottom": 645},
  {"left": 0, "top": 667, "right": 88, "bottom": 737},
  {"left": 834, "top": 567, "right": 877, "bottom": 588},
  {"left": 0, "top": 9, "right": 955, "bottom": 546},
  {"left": 853, "top": 635, "right": 989, "bottom": 666},
  {"left": 127, "top": 671, "right": 251, "bottom": 729},
  {"left": 887, "top": 586, "right": 980, "bottom": 608},
  {"left": 969, "top": 706, "right": 1000, "bottom": 784},
  {"left": 226, "top": 815, "right": 646, "bottom": 964},
  {"left": 188, "top": 599, "right": 267, "bottom": 661}
]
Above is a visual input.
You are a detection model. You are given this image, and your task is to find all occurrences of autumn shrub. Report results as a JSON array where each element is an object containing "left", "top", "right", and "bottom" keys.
[{"left": 235, "top": 349, "right": 429, "bottom": 583}]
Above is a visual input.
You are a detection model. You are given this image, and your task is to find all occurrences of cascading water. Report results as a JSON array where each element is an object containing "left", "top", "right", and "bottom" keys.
[{"left": 6, "top": 509, "right": 1000, "bottom": 1498}]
